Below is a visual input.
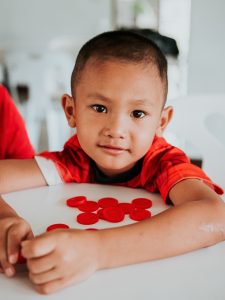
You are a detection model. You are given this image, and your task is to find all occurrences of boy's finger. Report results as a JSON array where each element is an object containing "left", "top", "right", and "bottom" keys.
[
  {"left": 27, "top": 230, "right": 35, "bottom": 240},
  {"left": 27, "top": 251, "right": 56, "bottom": 275},
  {"left": 7, "top": 223, "right": 32, "bottom": 264},
  {"left": 0, "top": 265, "right": 4, "bottom": 272},
  {"left": 0, "top": 229, "right": 8, "bottom": 263},
  {"left": 21, "top": 233, "right": 56, "bottom": 259},
  {"left": 29, "top": 265, "right": 60, "bottom": 285},
  {"left": 0, "top": 259, "right": 15, "bottom": 277}
]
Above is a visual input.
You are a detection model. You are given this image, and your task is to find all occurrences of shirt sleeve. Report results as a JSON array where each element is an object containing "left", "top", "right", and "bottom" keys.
[
  {"left": 35, "top": 156, "right": 63, "bottom": 185},
  {"left": 0, "top": 85, "right": 35, "bottom": 159},
  {"left": 155, "top": 147, "right": 224, "bottom": 202},
  {"left": 37, "top": 138, "right": 91, "bottom": 184}
]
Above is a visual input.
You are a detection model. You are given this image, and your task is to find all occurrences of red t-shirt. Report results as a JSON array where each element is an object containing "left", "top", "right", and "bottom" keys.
[
  {"left": 40, "top": 134, "right": 223, "bottom": 202},
  {"left": 0, "top": 84, "right": 35, "bottom": 159}
]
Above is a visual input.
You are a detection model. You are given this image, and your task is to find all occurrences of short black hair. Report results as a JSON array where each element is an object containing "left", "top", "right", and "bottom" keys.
[{"left": 71, "top": 30, "right": 168, "bottom": 103}]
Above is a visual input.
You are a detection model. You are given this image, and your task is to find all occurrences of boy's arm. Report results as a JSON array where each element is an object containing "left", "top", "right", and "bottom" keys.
[
  {"left": 21, "top": 178, "right": 225, "bottom": 294},
  {"left": 0, "top": 159, "right": 46, "bottom": 276},
  {"left": 98, "top": 179, "right": 225, "bottom": 269},
  {"left": 0, "top": 159, "right": 47, "bottom": 194}
]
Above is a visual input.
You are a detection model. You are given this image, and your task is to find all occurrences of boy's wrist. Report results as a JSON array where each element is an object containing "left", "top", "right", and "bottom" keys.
[
  {"left": 0, "top": 196, "right": 19, "bottom": 219},
  {"left": 0, "top": 211, "right": 19, "bottom": 219},
  {"left": 86, "top": 230, "right": 103, "bottom": 271},
  {"left": 95, "top": 229, "right": 115, "bottom": 270}
]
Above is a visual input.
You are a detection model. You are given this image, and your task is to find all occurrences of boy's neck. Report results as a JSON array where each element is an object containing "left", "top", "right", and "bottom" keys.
[{"left": 91, "top": 158, "right": 144, "bottom": 184}]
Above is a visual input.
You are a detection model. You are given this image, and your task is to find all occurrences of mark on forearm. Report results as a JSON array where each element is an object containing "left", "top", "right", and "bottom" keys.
[{"left": 199, "top": 223, "right": 225, "bottom": 235}]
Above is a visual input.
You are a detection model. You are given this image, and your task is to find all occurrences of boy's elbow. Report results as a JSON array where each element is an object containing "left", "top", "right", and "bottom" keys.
[{"left": 202, "top": 196, "right": 225, "bottom": 243}]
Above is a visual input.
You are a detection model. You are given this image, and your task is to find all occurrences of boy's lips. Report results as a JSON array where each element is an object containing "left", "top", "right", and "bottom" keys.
[{"left": 98, "top": 144, "right": 128, "bottom": 155}]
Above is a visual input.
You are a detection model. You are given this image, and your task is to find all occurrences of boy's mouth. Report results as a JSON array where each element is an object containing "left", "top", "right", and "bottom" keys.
[{"left": 98, "top": 144, "right": 128, "bottom": 155}]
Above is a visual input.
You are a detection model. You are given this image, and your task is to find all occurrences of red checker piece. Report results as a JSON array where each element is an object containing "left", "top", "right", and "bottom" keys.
[
  {"left": 97, "top": 208, "right": 105, "bottom": 220},
  {"left": 78, "top": 200, "right": 99, "bottom": 212},
  {"left": 46, "top": 223, "right": 70, "bottom": 232},
  {"left": 118, "top": 202, "right": 134, "bottom": 214},
  {"left": 129, "top": 208, "right": 151, "bottom": 221},
  {"left": 77, "top": 212, "right": 99, "bottom": 225},
  {"left": 66, "top": 196, "right": 87, "bottom": 207},
  {"left": 17, "top": 250, "right": 26, "bottom": 264},
  {"left": 102, "top": 207, "right": 125, "bottom": 223},
  {"left": 98, "top": 197, "right": 119, "bottom": 208},
  {"left": 131, "top": 198, "right": 152, "bottom": 209}
]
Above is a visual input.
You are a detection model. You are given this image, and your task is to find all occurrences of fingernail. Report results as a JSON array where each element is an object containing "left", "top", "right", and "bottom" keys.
[
  {"left": 9, "top": 254, "right": 18, "bottom": 264},
  {"left": 5, "top": 268, "right": 14, "bottom": 277}
]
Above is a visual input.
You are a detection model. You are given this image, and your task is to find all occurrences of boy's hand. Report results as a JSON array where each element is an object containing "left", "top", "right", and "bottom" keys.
[
  {"left": 21, "top": 229, "right": 100, "bottom": 294},
  {"left": 0, "top": 216, "right": 34, "bottom": 276}
]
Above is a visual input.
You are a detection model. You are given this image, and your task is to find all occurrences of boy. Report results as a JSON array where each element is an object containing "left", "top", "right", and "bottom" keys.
[
  {"left": 0, "top": 30, "right": 225, "bottom": 294},
  {"left": 0, "top": 84, "right": 35, "bottom": 159}
]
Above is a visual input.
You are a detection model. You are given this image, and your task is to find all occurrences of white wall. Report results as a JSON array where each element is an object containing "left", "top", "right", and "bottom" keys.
[
  {"left": 0, "top": 0, "right": 111, "bottom": 52},
  {"left": 188, "top": 0, "right": 225, "bottom": 94}
]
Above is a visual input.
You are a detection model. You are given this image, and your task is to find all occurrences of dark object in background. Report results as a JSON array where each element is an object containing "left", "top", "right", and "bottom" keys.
[
  {"left": 1, "top": 64, "right": 11, "bottom": 93},
  {"left": 121, "top": 28, "right": 179, "bottom": 58},
  {"left": 1, "top": 64, "right": 29, "bottom": 103},
  {"left": 190, "top": 158, "right": 203, "bottom": 169},
  {"left": 16, "top": 84, "right": 29, "bottom": 104}
]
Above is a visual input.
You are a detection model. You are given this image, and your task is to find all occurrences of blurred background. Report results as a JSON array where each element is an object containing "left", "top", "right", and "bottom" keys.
[{"left": 0, "top": 0, "right": 224, "bottom": 187}]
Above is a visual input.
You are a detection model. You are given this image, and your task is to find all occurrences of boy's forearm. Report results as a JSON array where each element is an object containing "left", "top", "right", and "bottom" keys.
[
  {"left": 97, "top": 198, "right": 225, "bottom": 270},
  {"left": 0, "top": 196, "right": 19, "bottom": 218},
  {"left": 0, "top": 159, "right": 47, "bottom": 194}
]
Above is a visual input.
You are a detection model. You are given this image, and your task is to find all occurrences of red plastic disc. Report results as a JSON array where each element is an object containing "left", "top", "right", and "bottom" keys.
[
  {"left": 98, "top": 197, "right": 119, "bottom": 208},
  {"left": 77, "top": 201, "right": 99, "bottom": 212},
  {"left": 118, "top": 202, "right": 134, "bottom": 214},
  {"left": 46, "top": 223, "right": 70, "bottom": 232},
  {"left": 129, "top": 208, "right": 151, "bottom": 221},
  {"left": 66, "top": 196, "right": 87, "bottom": 207},
  {"left": 77, "top": 212, "right": 99, "bottom": 225},
  {"left": 102, "top": 207, "right": 125, "bottom": 223},
  {"left": 97, "top": 208, "right": 105, "bottom": 220},
  {"left": 17, "top": 250, "right": 26, "bottom": 264},
  {"left": 131, "top": 198, "right": 152, "bottom": 209}
]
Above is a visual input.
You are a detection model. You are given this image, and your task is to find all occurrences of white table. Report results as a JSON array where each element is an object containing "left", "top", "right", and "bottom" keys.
[{"left": 1, "top": 183, "right": 225, "bottom": 300}]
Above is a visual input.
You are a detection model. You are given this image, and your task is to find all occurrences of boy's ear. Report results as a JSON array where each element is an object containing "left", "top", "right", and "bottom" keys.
[
  {"left": 61, "top": 94, "right": 76, "bottom": 128},
  {"left": 156, "top": 106, "right": 174, "bottom": 136}
]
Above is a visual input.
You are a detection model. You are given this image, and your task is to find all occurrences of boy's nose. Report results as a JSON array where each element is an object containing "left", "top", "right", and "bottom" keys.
[{"left": 102, "top": 115, "right": 127, "bottom": 139}]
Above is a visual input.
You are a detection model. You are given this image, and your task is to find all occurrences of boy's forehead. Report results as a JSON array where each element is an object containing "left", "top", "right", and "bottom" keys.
[
  {"left": 74, "top": 58, "right": 165, "bottom": 108},
  {"left": 79, "top": 57, "right": 160, "bottom": 83},
  {"left": 85, "top": 57, "right": 156, "bottom": 71}
]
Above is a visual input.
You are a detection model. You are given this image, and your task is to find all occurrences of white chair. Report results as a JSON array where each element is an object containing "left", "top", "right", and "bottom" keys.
[
  {"left": 44, "top": 50, "right": 74, "bottom": 151},
  {"left": 5, "top": 51, "right": 49, "bottom": 150},
  {"left": 164, "top": 95, "right": 225, "bottom": 197},
  {"left": 5, "top": 50, "right": 74, "bottom": 152}
]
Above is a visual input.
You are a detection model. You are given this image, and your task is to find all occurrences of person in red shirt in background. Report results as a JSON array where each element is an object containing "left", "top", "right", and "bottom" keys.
[{"left": 0, "top": 84, "right": 35, "bottom": 159}]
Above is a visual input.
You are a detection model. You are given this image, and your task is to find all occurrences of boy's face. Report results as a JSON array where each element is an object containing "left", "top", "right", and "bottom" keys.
[{"left": 64, "top": 59, "right": 168, "bottom": 177}]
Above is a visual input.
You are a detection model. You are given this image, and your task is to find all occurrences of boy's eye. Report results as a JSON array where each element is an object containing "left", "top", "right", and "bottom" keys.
[
  {"left": 91, "top": 104, "right": 107, "bottom": 113},
  {"left": 131, "top": 110, "right": 146, "bottom": 119}
]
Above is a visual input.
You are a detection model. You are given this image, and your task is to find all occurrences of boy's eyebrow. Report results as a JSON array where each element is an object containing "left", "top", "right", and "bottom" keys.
[
  {"left": 87, "top": 92, "right": 154, "bottom": 106},
  {"left": 87, "top": 92, "right": 112, "bottom": 102}
]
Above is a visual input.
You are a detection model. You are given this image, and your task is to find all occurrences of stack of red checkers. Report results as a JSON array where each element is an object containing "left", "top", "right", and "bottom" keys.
[
  {"left": 66, "top": 195, "right": 152, "bottom": 225},
  {"left": 101, "top": 206, "right": 125, "bottom": 223}
]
